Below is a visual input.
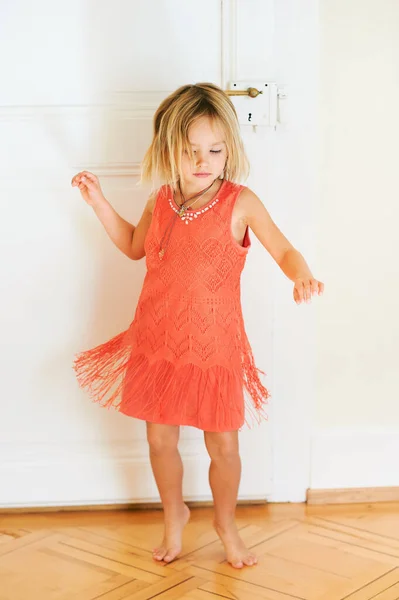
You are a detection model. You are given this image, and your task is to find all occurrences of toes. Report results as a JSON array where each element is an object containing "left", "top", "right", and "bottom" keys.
[
  {"left": 229, "top": 553, "right": 258, "bottom": 568},
  {"left": 163, "top": 549, "right": 179, "bottom": 563},
  {"left": 243, "top": 554, "right": 258, "bottom": 567},
  {"left": 231, "top": 560, "right": 244, "bottom": 568},
  {"left": 153, "top": 549, "right": 166, "bottom": 561},
  {"left": 153, "top": 546, "right": 179, "bottom": 563},
  {"left": 153, "top": 553, "right": 165, "bottom": 561}
]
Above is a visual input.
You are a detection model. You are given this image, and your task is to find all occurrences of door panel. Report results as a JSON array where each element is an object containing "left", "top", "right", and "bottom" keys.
[{"left": 0, "top": 0, "right": 277, "bottom": 507}]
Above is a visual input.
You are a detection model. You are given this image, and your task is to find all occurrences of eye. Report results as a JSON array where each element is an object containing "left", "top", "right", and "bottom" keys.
[{"left": 210, "top": 150, "right": 222, "bottom": 154}]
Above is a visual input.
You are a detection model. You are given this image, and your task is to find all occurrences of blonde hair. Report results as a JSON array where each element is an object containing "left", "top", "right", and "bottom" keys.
[{"left": 138, "top": 82, "right": 250, "bottom": 194}]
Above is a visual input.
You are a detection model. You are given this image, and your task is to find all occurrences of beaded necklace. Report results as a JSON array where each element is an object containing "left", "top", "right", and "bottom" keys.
[{"left": 158, "top": 177, "right": 222, "bottom": 260}]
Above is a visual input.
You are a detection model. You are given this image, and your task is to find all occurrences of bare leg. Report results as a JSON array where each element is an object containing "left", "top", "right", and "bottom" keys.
[
  {"left": 204, "top": 430, "right": 257, "bottom": 568},
  {"left": 146, "top": 422, "right": 190, "bottom": 562}
]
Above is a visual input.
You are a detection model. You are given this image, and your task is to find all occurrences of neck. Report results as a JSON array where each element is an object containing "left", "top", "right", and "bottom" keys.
[{"left": 178, "top": 177, "right": 221, "bottom": 201}]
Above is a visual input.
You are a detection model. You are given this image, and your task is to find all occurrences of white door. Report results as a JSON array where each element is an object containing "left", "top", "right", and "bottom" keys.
[{"left": 0, "top": 0, "right": 318, "bottom": 508}]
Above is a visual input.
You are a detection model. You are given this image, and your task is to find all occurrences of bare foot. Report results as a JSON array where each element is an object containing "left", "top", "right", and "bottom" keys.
[
  {"left": 214, "top": 520, "right": 258, "bottom": 568},
  {"left": 152, "top": 503, "right": 190, "bottom": 563}
]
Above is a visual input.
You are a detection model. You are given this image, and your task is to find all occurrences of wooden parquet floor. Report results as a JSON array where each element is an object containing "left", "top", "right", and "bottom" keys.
[{"left": 1, "top": 502, "right": 399, "bottom": 600}]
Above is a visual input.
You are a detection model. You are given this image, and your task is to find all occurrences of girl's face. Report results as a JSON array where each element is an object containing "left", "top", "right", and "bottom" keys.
[{"left": 181, "top": 117, "right": 228, "bottom": 187}]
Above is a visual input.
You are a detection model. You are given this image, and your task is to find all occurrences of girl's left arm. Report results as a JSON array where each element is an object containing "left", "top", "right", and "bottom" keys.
[{"left": 240, "top": 188, "right": 324, "bottom": 304}]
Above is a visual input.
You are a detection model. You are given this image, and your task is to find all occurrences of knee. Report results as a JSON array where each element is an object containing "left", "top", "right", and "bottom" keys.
[
  {"left": 146, "top": 423, "right": 179, "bottom": 454},
  {"left": 205, "top": 432, "right": 239, "bottom": 462}
]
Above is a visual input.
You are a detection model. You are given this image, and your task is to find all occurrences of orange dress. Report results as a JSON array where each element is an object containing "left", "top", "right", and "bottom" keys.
[{"left": 73, "top": 179, "right": 270, "bottom": 431}]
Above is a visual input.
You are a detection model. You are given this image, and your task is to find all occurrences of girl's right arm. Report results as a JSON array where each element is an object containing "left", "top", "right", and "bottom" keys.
[{"left": 71, "top": 171, "right": 155, "bottom": 260}]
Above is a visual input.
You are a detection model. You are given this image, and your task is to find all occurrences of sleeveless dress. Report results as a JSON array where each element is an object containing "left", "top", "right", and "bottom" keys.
[{"left": 73, "top": 179, "right": 270, "bottom": 432}]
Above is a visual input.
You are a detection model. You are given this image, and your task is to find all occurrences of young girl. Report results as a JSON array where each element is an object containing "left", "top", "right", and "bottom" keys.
[{"left": 71, "top": 82, "right": 324, "bottom": 569}]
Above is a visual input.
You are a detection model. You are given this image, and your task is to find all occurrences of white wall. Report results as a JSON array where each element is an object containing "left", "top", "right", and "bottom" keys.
[{"left": 312, "top": 0, "right": 399, "bottom": 489}]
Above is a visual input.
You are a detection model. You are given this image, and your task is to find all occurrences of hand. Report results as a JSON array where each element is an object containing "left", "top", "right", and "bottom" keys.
[
  {"left": 71, "top": 171, "right": 106, "bottom": 207},
  {"left": 293, "top": 276, "right": 324, "bottom": 304}
]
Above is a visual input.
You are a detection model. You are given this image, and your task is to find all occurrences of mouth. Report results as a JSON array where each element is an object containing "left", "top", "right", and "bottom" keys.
[{"left": 194, "top": 173, "right": 211, "bottom": 177}]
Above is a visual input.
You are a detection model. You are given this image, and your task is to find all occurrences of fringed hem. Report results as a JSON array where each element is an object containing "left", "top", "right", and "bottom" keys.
[
  {"left": 241, "top": 344, "right": 271, "bottom": 429},
  {"left": 73, "top": 332, "right": 270, "bottom": 432},
  {"left": 73, "top": 330, "right": 130, "bottom": 409},
  {"left": 244, "top": 366, "right": 271, "bottom": 429}
]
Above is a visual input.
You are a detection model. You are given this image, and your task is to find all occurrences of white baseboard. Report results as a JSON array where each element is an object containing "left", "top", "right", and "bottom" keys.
[
  {"left": 3, "top": 430, "right": 397, "bottom": 509},
  {"left": 0, "top": 438, "right": 268, "bottom": 509}
]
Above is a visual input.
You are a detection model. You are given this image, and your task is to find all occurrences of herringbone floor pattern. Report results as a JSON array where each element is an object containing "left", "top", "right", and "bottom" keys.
[{"left": 1, "top": 502, "right": 399, "bottom": 599}]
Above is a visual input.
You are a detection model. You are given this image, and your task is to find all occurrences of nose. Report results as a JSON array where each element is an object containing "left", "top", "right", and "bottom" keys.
[{"left": 195, "top": 153, "right": 208, "bottom": 167}]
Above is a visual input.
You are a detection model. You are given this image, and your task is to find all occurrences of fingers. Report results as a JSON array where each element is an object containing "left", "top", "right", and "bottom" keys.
[
  {"left": 71, "top": 171, "right": 98, "bottom": 187},
  {"left": 294, "top": 278, "right": 324, "bottom": 304},
  {"left": 294, "top": 279, "right": 310, "bottom": 304}
]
